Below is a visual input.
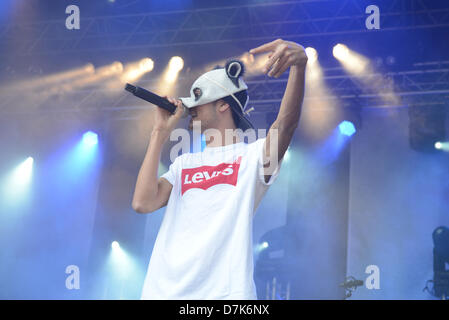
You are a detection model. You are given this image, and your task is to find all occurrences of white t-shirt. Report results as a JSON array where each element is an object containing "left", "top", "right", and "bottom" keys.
[{"left": 141, "top": 138, "right": 281, "bottom": 300}]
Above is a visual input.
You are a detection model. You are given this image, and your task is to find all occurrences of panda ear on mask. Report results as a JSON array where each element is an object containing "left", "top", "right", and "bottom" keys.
[{"left": 225, "top": 60, "right": 245, "bottom": 88}]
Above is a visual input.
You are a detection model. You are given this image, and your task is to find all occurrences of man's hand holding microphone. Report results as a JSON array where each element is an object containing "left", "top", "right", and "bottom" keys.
[{"left": 152, "top": 96, "right": 184, "bottom": 140}]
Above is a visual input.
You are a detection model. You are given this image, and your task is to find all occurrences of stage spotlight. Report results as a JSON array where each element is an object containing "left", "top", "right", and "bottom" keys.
[
  {"left": 82, "top": 131, "right": 98, "bottom": 147},
  {"left": 109, "top": 240, "right": 129, "bottom": 281},
  {"left": 10, "top": 156, "right": 33, "bottom": 185},
  {"left": 2, "top": 157, "right": 34, "bottom": 202},
  {"left": 62, "top": 61, "right": 123, "bottom": 91},
  {"left": 169, "top": 56, "right": 184, "bottom": 71},
  {"left": 333, "top": 44, "right": 398, "bottom": 105},
  {"left": 106, "top": 238, "right": 146, "bottom": 300},
  {"left": 3, "top": 63, "right": 96, "bottom": 95},
  {"left": 305, "top": 47, "right": 318, "bottom": 64},
  {"left": 111, "top": 61, "right": 124, "bottom": 73},
  {"left": 164, "top": 56, "right": 184, "bottom": 83},
  {"left": 111, "top": 241, "right": 120, "bottom": 250},
  {"left": 24, "top": 156, "right": 33, "bottom": 166},
  {"left": 434, "top": 141, "right": 449, "bottom": 152},
  {"left": 333, "top": 44, "right": 350, "bottom": 60},
  {"left": 121, "top": 58, "right": 154, "bottom": 83},
  {"left": 283, "top": 148, "right": 290, "bottom": 162},
  {"left": 333, "top": 44, "right": 370, "bottom": 75},
  {"left": 302, "top": 47, "right": 339, "bottom": 140},
  {"left": 254, "top": 241, "right": 269, "bottom": 254},
  {"left": 13, "top": 157, "right": 34, "bottom": 187},
  {"left": 139, "top": 58, "right": 154, "bottom": 72},
  {"left": 338, "top": 121, "right": 356, "bottom": 137}
]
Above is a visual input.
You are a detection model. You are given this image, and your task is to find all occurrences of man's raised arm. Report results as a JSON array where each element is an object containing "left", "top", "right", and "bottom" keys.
[{"left": 249, "top": 39, "right": 308, "bottom": 182}]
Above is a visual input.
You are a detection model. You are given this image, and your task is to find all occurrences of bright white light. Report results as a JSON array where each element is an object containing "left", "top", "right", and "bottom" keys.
[
  {"left": 333, "top": 44, "right": 350, "bottom": 60},
  {"left": 2, "top": 157, "right": 34, "bottom": 202},
  {"left": 111, "top": 61, "right": 123, "bottom": 73},
  {"left": 283, "top": 148, "right": 290, "bottom": 162},
  {"left": 82, "top": 131, "right": 98, "bottom": 147},
  {"left": 254, "top": 241, "right": 270, "bottom": 254},
  {"left": 120, "top": 58, "right": 153, "bottom": 83},
  {"left": 12, "top": 157, "right": 33, "bottom": 188},
  {"left": 305, "top": 47, "right": 318, "bottom": 64},
  {"left": 169, "top": 56, "right": 184, "bottom": 72},
  {"left": 111, "top": 241, "right": 120, "bottom": 250},
  {"left": 333, "top": 44, "right": 370, "bottom": 75},
  {"left": 164, "top": 56, "right": 184, "bottom": 84},
  {"left": 109, "top": 240, "right": 134, "bottom": 281},
  {"left": 84, "top": 63, "right": 95, "bottom": 74},
  {"left": 123, "top": 69, "right": 140, "bottom": 81},
  {"left": 139, "top": 58, "right": 154, "bottom": 72},
  {"left": 433, "top": 141, "right": 449, "bottom": 151}
]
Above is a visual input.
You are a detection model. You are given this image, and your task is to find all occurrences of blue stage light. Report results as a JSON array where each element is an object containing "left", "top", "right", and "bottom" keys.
[
  {"left": 283, "top": 148, "right": 290, "bottom": 162},
  {"left": 111, "top": 241, "right": 120, "bottom": 250},
  {"left": 82, "top": 131, "right": 98, "bottom": 146},
  {"left": 338, "top": 121, "right": 356, "bottom": 137}
]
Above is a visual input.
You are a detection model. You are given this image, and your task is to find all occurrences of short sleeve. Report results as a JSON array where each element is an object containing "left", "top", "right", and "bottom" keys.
[
  {"left": 251, "top": 138, "right": 283, "bottom": 186},
  {"left": 160, "top": 156, "right": 180, "bottom": 186}
]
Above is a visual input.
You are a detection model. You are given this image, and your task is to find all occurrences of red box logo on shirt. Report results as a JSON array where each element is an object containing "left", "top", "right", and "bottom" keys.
[{"left": 181, "top": 156, "right": 242, "bottom": 195}]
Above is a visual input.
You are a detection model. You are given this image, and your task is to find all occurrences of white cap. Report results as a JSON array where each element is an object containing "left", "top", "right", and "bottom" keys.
[{"left": 180, "top": 60, "right": 254, "bottom": 130}]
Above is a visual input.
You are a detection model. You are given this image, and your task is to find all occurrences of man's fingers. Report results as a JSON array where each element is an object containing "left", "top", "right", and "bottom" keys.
[
  {"left": 176, "top": 100, "right": 183, "bottom": 110},
  {"left": 249, "top": 39, "right": 279, "bottom": 55},
  {"left": 272, "top": 57, "right": 292, "bottom": 78},
  {"left": 264, "top": 44, "right": 288, "bottom": 73},
  {"left": 161, "top": 96, "right": 182, "bottom": 117},
  {"left": 167, "top": 97, "right": 175, "bottom": 104},
  {"left": 174, "top": 100, "right": 185, "bottom": 118},
  {"left": 268, "top": 54, "right": 289, "bottom": 77}
]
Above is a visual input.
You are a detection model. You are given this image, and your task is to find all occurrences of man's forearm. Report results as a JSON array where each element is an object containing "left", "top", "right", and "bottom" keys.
[
  {"left": 267, "top": 64, "right": 306, "bottom": 164},
  {"left": 263, "top": 65, "right": 306, "bottom": 180},
  {"left": 132, "top": 130, "right": 167, "bottom": 210},
  {"left": 275, "top": 64, "right": 306, "bottom": 137}
]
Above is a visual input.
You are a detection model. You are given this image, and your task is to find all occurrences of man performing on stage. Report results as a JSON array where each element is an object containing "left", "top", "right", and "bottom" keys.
[{"left": 132, "top": 39, "right": 308, "bottom": 299}]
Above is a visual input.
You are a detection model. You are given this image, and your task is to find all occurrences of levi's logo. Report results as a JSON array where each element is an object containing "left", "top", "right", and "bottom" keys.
[{"left": 181, "top": 156, "right": 242, "bottom": 195}]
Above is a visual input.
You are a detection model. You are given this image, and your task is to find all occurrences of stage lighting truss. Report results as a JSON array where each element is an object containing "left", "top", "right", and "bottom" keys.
[
  {"left": 2, "top": 62, "right": 448, "bottom": 121},
  {"left": 1, "top": 0, "right": 448, "bottom": 55},
  {"left": 0, "top": 0, "right": 448, "bottom": 120}
]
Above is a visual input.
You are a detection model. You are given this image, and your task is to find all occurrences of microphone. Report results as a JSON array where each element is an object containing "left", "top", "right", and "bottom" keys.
[{"left": 125, "top": 83, "right": 187, "bottom": 117}]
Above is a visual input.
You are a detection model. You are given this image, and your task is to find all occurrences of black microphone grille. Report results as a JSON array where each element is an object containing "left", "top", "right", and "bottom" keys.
[{"left": 125, "top": 83, "right": 137, "bottom": 93}]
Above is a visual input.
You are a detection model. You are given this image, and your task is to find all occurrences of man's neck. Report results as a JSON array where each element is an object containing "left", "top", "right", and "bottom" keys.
[{"left": 204, "top": 125, "right": 241, "bottom": 148}]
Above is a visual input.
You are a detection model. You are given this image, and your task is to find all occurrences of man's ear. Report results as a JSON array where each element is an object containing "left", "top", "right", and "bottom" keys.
[{"left": 217, "top": 100, "right": 230, "bottom": 113}]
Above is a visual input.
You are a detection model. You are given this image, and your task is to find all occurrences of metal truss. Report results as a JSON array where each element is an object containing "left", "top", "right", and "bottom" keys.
[
  {"left": 2, "top": 62, "right": 448, "bottom": 121},
  {"left": 1, "top": 0, "right": 449, "bottom": 56},
  {"left": 251, "top": 63, "right": 449, "bottom": 111}
]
